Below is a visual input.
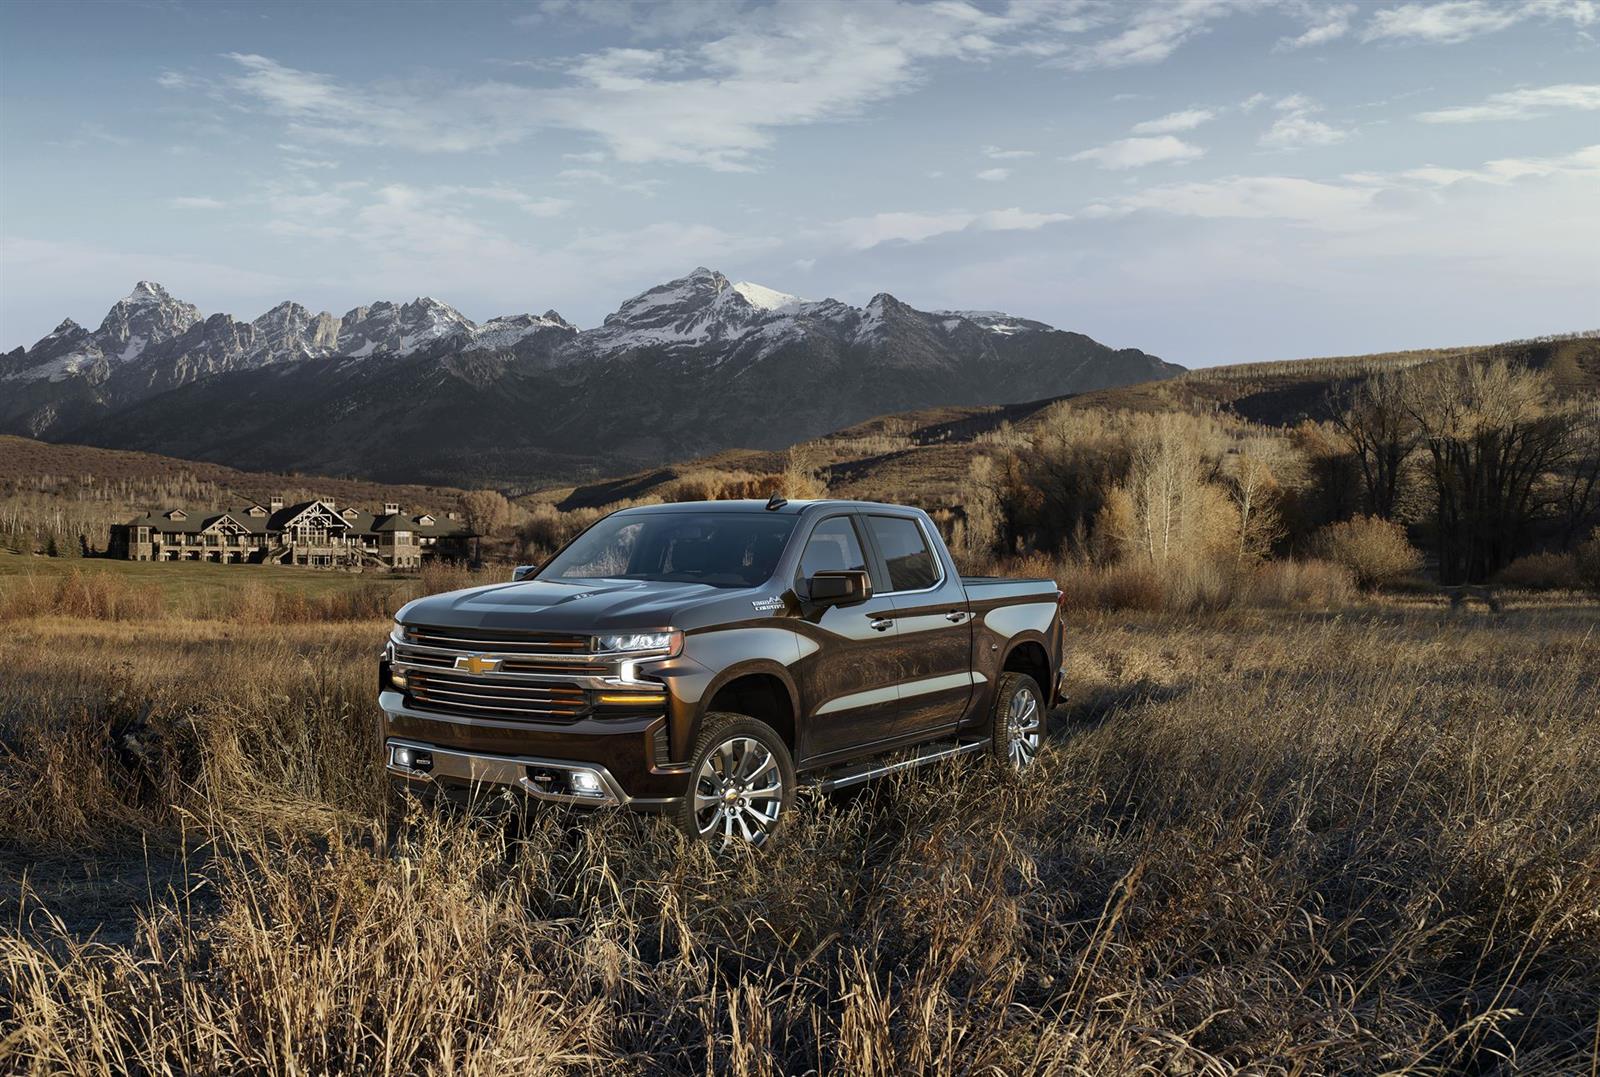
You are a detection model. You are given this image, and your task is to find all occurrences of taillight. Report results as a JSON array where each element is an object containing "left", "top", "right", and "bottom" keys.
[{"left": 1055, "top": 589, "right": 1067, "bottom": 612}]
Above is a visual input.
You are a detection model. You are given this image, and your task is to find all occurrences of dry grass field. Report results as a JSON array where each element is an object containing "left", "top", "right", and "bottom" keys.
[{"left": 2, "top": 570, "right": 1597, "bottom": 1074}]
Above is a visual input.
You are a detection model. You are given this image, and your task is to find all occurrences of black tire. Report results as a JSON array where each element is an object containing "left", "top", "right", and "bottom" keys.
[
  {"left": 987, "top": 672, "right": 1044, "bottom": 772},
  {"left": 674, "top": 713, "right": 798, "bottom": 849}
]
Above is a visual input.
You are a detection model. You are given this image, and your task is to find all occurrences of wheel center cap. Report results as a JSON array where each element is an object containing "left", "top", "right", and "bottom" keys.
[{"left": 723, "top": 788, "right": 740, "bottom": 804}]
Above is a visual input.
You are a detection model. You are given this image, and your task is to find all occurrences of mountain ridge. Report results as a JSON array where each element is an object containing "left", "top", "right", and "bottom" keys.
[{"left": 1, "top": 268, "right": 1183, "bottom": 487}]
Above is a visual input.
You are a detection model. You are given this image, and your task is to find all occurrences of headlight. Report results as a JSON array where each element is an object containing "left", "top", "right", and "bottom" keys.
[{"left": 597, "top": 631, "right": 682, "bottom": 655}]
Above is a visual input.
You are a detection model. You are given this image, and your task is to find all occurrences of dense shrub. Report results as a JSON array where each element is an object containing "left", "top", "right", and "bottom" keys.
[
  {"left": 1310, "top": 515, "right": 1423, "bottom": 590},
  {"left": 1494, "top": 551, "right": 1582, "bottom": 590},
  {"left": 1578, "top": 528, "right": 1600, "bottom": 593}
]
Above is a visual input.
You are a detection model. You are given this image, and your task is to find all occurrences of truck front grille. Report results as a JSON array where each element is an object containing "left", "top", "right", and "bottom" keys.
[
  {"left": 406, "top": 669, "right": 587, "bottom": 721},
  {"left": 394, "top": 622, "right": 599, "bottom": 722}
]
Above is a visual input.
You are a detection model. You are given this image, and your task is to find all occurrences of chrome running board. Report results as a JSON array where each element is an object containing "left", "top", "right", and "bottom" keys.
[{"left": 813, "top": 738, "right": 988, "bottom": 792}]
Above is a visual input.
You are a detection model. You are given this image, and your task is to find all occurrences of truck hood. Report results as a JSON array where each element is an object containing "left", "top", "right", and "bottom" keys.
[{"left": 395, "top": 577, "right": 751, "bottom": 633}]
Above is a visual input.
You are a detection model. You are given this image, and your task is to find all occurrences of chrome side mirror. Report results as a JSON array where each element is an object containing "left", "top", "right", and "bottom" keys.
[{"left": 512, "top": 564, "right": 537, "bottom": 582}]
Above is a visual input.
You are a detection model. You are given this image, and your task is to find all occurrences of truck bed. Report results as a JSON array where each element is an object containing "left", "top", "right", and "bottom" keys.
[{"left": 960, "top": 576, "right": 1058, "bottom": 602}]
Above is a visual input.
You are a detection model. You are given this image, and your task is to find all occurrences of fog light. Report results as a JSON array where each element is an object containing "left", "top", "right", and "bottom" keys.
[
  {"left": 393, "top": 746, "right": 414, "bottom": 768},
  {"left": 569, "top": 770, "right": 605, "bottom": 797},
  {"left": 389, "top": 666, "right": 408, "bottom": 691}
]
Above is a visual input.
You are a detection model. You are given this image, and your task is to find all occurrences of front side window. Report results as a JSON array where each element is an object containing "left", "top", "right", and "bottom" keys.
[
  {"left": 865, "top": 515, "right": 939, "bottom": 591},
  {"left": 541, "top": 512, "right": 798, "bottom": 588},
  {"left": 797, "top": 516, "right": 868, "bottom": 581}
]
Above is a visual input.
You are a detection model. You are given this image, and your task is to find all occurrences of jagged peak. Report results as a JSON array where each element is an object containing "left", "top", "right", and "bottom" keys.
[
  {"left": 125, "top": 281, "right": 173, "bottom": 303},
  {"left": 731, "top": 280, "right": 805, "bottom": 312},
  {"left": 49, "top": 318, "right": 83, "bottom": 336}
]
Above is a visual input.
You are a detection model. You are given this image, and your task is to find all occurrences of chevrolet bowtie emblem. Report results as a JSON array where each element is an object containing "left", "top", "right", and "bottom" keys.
[{"left": 455, "top": 654, "right": 501, "bottom": 676}]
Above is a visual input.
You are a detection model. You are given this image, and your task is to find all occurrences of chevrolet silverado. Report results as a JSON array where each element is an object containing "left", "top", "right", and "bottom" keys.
[{"left": 380, "top": 497, "right": 1065, "bottom": 847}]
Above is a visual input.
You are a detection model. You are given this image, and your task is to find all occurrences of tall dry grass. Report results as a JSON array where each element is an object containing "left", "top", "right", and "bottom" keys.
[{"left": 2, "top": 604, "right": 1597, "bottom": 1073}]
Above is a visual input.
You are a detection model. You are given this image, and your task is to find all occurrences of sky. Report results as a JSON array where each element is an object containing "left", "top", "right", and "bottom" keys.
[{"left": 0, "top": 0, "right": 1597, "bottom": 367}]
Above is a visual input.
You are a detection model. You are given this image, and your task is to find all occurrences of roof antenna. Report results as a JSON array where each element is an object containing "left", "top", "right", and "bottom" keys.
[{"left": 765, "top": 491, "right": 788, "bottom": 511}]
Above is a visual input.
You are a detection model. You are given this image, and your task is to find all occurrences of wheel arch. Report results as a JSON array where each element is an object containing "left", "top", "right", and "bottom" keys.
[{"left": 691, "top": 661, "right": 800, "bottom": 758}]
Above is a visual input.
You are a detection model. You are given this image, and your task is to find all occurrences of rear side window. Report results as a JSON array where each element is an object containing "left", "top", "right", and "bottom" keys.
[
  {"left": 866, "top": 515, "right": 938, "bottom": 591},
  {"left": 798, "top": 517, "right": 868, "bottom": 580}
]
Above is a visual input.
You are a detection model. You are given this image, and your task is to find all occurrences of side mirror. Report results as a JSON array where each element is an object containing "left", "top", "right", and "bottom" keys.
[
  {"left": 807, "top": 570, "right": 872, "bottom": 607},
  {"left": 512, "top": 564, "right": 537, "bottom": 582}
]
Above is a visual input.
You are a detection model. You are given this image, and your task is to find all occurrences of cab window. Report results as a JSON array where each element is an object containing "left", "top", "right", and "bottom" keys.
[
  {"left": 797, "top": 516, "right": 869, "bottom": 582},
  {"left": 865, "top": 515, "right": 939, "bottom": 591}
]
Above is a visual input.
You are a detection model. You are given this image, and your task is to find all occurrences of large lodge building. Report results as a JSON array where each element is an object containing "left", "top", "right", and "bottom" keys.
[{"left": 109, "top": 497, "right": 475, "bottom": 569}]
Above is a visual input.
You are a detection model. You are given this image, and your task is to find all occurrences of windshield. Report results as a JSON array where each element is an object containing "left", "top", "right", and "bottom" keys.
[{"left": 538, "top": 511, "right": 798, "bottom": 588}]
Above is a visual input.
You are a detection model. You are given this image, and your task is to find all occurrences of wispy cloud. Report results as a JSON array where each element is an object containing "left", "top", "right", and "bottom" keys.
[
  {"left": 834, "top": 207, "right": 1071, "bottom": 250},
  {"left": 1276, "top": 2, "right": 1358, "bottom": 48},
  {"left": 981, "top": 145, "right": 1036, "bottom": 159},
  {"left": 1052, "top": 0, "right": 1255, "bottom": 70},
  {"left": 1362, "top": 0, "right": 1596, "bottom": 43},
  {"left": 1416, "top": 83, "right": 1600, "bottom": 122},
  {"left": 1131, "top": 108, "right": 1217, "bottom": 134},
  {"left": 976, "top": 167, "right": 1012, "bottom": 182},
  {"left": 168, "top": 196, "right": 226, "bottom": 210},
  {"left": 1071, "top": 135, "right": 1206, "bottom": 169},
  {"left": 1399, "top": 144, "right": 1600, "bottom": 185},
  {"left": 196, "top": 5, "right": 1103, "bottom": 172}
]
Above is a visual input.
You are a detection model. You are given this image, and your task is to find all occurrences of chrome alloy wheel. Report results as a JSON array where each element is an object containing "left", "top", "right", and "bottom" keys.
[
  {"left": 1005, "top": 687, "right": 1042, "bottom": 770},
  {"left": 692, "top": 735, "right": 786, "bottom": 846}
]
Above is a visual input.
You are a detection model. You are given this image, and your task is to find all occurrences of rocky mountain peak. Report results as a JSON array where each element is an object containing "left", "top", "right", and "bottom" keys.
[{"left": 95, "top": 282, "right": 203, "bottom": 361}]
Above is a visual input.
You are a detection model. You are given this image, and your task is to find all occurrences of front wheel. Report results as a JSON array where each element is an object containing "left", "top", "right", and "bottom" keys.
[
  {"left": 988, "top": 672, "right": 1044, "bottom": 772},
  {"left": 675, "top": 714, "right": 796, "bottom": 849}
]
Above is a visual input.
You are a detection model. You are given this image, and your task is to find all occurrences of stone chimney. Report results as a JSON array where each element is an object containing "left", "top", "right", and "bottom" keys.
[
  {"left": 446, "top": 511, "right": 459, "bottom": 520},
  {"left": 269, "top": 495, "right": 284, "bottom": 512},
  {"left": 384, "top": 502, "right": 400, "bottom": 515}
]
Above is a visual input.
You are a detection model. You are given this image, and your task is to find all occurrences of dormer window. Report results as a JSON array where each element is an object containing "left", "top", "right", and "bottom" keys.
[
  {"left": 342, "top": 508, "right": 358, "bottom": 519},
  {"left": 247, "top": 505, "right": 266, "bottom": 517},
  {"left": 166, "top": 509, "right": 187, "bottom": 521},
  {"left": 417, "top": 514, "right": 435, "bottom": 525}
]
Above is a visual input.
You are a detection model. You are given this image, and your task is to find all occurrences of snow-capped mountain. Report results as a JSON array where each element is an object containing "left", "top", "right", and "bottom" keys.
[{"left": 1, "top": 269, "right": 1181, "bottom": 486}]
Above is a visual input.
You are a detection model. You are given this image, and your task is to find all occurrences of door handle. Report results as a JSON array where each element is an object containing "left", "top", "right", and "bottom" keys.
[
  {"left": 867, "top": 617, "right": 894, "bottom": 632},
  {"left": 945, "top": 610, "right": 968, "bottom": 622}
]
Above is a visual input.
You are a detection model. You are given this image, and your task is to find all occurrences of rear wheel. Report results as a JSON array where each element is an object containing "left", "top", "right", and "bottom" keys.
[
  {"left": 988, "top": 672, "right": 1043, "bottom": 772},
  {"left": 675, "top": 714, "right": 796, "bottom": 849}
]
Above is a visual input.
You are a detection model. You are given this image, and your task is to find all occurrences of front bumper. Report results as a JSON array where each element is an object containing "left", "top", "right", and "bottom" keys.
[
  {"left": 387, "top": 737, "right": 644, "bottom": 807},
  {"left": 379, "top": 690, "right": 685, "bottom": 807}
]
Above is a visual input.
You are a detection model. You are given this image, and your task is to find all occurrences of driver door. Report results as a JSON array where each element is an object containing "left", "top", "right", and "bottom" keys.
[{"left": 788, "top": 514, "right": 904, "bottom": 763}]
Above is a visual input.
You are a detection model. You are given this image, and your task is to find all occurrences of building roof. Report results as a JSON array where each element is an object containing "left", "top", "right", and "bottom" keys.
[{"left": 122, "top": 499, "right": 477, "bottom": 538}]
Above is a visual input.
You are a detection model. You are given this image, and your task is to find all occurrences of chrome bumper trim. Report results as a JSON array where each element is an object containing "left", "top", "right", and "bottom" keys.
[{"left": 386, "top": 736, "right": 633, "bottom": 808}]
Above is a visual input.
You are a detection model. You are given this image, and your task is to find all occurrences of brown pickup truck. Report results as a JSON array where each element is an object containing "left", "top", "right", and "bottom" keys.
[{"left": 380, "top": 498, "right": 1065, "bottom": 847}]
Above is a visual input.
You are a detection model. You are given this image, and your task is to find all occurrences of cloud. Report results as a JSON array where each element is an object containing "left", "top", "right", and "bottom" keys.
[
  {"left": 1276, "top": 2, "right": 1358, "bottom": 47},
  {"left": 1105, "top": 142, "right": 1600, "bottom": 232},
  {"left": 1416, "top": 82, "right": 1600, "bottom": 122},
  {"left": 556, "top": 168, "right": 663, "bottom": 196},
  {"left": 977, "top": 167, "right": 1012, "bottom": 181},
  {"left": 1399, "top": 144, "right": 1600, "bottom": 185},
  {"left": 834, "top": 207, "right": 1071, "bottom": 250},
  {"left": 1114, "top": 175, "right": 1383, "bottom": 228},
  {"left": 981, "top": 145, "right": 1036, "bottom": 159},
  {"left": 1052, "top": 0, "right": 1257, "bottom": 70},
  {"left": 1239, "top": 92, "right": 1270, "bottom": 112},
  {"left": 1131, "top": 108, "right": 1217, "bottom": 134},
  {"left": 1261, "top": 113, "right": 1350, "bottom": 147},
  {"left": 1071, "top": 135, "right": 1206, "bottom": 169},
  {"left": 1361, "top": 0, "right": 1596, "bottom": 43},
  {"left": 1260, "top": 95, "right": 1349, "bottom": 147},
  {"left": 204, "top": 5, "right": 1101, "bottom": 172},
  {"left": 169, "top": 196, "right": 226, "bottom": 210}
]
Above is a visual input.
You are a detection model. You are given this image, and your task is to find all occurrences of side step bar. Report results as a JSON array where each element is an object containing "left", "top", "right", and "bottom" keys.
[{"left": 812, "top": 737, "right": 988, "bottom": 792}]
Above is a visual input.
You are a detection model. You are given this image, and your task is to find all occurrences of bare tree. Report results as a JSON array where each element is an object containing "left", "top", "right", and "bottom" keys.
[
  {"left": 1328, "top": 371, "right": 1418, "bottom": 520},
  {"left": 458, "top": 489, "right": 511, "bottom": 562},
  {"left": 1226, "top": 442, "right": 1283, "bottom": 566},
  {"left": 1405, "top": 359, "right": 1576, "bottom": 583}
]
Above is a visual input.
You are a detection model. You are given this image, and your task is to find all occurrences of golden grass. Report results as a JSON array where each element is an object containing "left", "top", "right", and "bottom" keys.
[{"left": 2, "top": 595, "right": 1597, "bottom": 1073}]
